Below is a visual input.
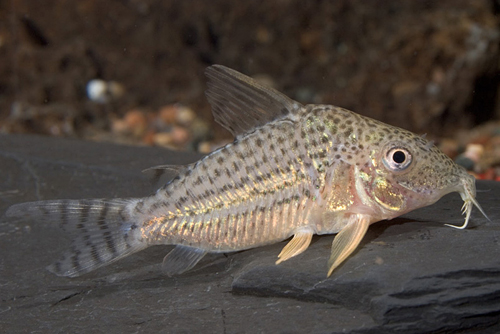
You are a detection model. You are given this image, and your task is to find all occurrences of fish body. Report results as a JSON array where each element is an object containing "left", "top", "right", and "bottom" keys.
[{"left": 6, "top": 65, "right": 487, "bottom": 277}]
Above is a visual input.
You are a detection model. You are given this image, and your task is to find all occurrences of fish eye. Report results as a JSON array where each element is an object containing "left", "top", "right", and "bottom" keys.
[{"left": 383, "top": 147, "right": 412, "bottom": 171}]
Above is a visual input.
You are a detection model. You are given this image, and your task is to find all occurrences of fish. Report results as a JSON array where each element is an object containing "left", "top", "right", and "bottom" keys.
[{"left": 5, "top": 65, "right": 488, "bottom": 278}]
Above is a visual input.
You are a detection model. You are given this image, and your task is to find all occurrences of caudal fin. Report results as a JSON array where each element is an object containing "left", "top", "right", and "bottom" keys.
[{"left": 6, "top": 199, "right": 146, "bottom": 277}]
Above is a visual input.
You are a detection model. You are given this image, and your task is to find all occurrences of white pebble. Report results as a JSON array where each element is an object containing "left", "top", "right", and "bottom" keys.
[
  {"left": 175, "top": 105, "right": 196, "bottom": 126},
  {"left": 87, "top": 79, "right": 125, "bottom": 103}
]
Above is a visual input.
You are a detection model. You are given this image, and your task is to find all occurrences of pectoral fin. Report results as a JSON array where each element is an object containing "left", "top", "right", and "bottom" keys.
[
  {"left": 327, "top": 214, "right": 370, "bottom": 277},
  {"left": 276, "top": 228, "right": 314, "bottom": 264},
  {"left": 162, "top": 245, "right": 207, "bottom": 276}
]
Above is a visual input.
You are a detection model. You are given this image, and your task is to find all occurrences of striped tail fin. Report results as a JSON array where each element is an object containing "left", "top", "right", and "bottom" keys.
[{"left": 6, "top": 199, "right": 147, "bottom": 277}]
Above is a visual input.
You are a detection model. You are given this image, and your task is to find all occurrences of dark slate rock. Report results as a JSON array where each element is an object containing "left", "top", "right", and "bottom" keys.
[{"left": 1, "top": 134, "right": 499, "bottom": 333}]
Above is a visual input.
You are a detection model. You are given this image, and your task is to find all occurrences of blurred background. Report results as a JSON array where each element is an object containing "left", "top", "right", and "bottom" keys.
[{"left": 1, "top": 0, "right": 500, "bottom": 177}]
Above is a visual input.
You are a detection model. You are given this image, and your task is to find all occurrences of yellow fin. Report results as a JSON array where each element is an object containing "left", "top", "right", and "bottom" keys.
[
  {"left": 327, "top": 215, "right": 370, "bottom": 277},
  {"left": 276, "top": 228, "right": 314, "bottom": 264}
]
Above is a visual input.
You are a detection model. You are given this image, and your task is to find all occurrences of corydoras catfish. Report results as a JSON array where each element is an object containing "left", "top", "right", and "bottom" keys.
[{"left": 6, "top": 65, "right": 488, "bottom": 278}]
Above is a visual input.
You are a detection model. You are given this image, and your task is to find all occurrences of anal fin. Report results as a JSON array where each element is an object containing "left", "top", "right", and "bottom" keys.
[
  {"left": 327, "top": 214, "right": 370, "bottom": 277},
  {"left": 162, "top": 245, "right": 207, "bottom": 276},
  {"left": 276, "top": 228, "right": 313, "bottom": 264}
]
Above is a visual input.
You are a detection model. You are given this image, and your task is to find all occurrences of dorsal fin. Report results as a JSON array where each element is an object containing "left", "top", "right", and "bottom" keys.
[{"left": 205, "top": 65, "right": 303, "bottom": 137}]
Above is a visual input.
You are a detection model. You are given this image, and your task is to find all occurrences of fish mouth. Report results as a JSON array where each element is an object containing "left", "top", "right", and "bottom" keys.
[{"left": 445, "top": 174, "right": 489, "bottom": 229}]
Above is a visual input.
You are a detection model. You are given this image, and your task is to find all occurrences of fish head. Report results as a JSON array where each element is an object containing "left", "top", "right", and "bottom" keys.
[{"left": 354, "top": 128, "right": 486, "bottom": 227}]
